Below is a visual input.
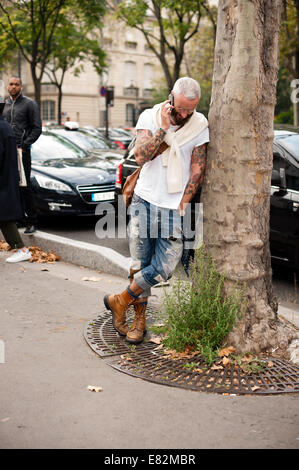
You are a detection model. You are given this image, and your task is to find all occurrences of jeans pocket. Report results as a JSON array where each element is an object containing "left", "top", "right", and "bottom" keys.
[{"left": 131, "top": 193, "right": 140, "bottom": 204}]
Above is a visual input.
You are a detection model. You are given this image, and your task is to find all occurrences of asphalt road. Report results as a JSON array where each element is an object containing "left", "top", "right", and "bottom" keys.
[
  {"left": 38, "top": 215, "right": 130, "bottom": 257},
  {"left": 37, "top": 215, "right": 298, "bottom": 306}
]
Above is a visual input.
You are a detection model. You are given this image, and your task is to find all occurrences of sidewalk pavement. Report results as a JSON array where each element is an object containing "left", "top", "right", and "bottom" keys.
[{"left": 0, "top": 231, "right": 298, "bottom": 450}]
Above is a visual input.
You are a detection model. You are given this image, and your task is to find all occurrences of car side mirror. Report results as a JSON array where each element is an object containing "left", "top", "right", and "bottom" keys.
[
  {"left": 271, "top": 168, "right": 287, "bottom": 190},
  {"left": 271, "top": 169, "right": 281, "bottom": 185}
]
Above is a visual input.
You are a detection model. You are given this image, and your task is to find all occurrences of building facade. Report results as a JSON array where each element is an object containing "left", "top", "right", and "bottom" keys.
[{"left": 1, "top": 16, "right": 160, "bottom": 129}]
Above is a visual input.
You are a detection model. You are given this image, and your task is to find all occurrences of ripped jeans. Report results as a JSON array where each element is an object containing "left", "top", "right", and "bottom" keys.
[{"left": 128, "top": 194, "right": 183, "bottom": 297}]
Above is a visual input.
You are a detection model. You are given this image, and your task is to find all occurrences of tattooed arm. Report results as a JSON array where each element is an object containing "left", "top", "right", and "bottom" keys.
[
  {"left": 134, "top": 128, "right": 166, "bottom": 167},
  {"left": 134, "top": 99, "right": 173, "bottom": 167},
  {"left": 179, "top": 143, "right": 207, "bottom": 213}
]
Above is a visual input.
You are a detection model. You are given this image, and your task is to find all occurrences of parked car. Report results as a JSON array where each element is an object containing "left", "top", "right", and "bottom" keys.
[
  {"left": 46, "top": 123, "right": 125, "bottom": 166},
  {"left": 97, "top": 127, "right": 133, "bottom": 150},
  {"left": 270, "top": 127, "right": 299, "bottom": 270},
  {"left": 30, "top": 132, "right": 116, "bottom": 216},
  {"left": 115, "top": 127, "right": 299, "bottom": 270},
  {"left": 81, "top": 126, "right": 119, "bottom": 149}
]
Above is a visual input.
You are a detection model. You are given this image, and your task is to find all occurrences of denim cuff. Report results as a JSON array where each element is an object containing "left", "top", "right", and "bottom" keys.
[{"left": 134, "top": 271, "right": 153, "bottom": 292}]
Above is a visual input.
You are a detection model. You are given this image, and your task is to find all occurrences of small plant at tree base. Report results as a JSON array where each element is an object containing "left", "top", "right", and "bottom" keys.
[{"left": 162, "top": 245, "right": 245, "bottom": 365}]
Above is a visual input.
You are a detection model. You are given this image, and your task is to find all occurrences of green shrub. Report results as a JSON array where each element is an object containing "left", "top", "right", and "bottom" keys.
[
  {"left": 162, "top": 246, "right": 245, "bottom": 365},
  {"left": 274, "top": 110, "right": 294, "bottom": 124}
]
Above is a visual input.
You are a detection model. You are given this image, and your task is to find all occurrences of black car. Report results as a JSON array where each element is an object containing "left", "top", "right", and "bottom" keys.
[
  {"left": 270, "top": 128, "right": 299, "bottom": 270},
  {"left": 115, "top": 128, "right": 299, "bottom": 270},
  {"left": 97, "top": 127, "right": 133, "bottom": 150},
  {"left": 30, "top": 132, "right": 117, "bottom": 216},
  {"left": 46, "top": 124, "right": 125, "bottom": 164}
]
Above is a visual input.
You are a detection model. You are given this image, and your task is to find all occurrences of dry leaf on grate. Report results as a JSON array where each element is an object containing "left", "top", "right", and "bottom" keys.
[{"left": 218, "top": 346, "right": 236, "bottom": 357}]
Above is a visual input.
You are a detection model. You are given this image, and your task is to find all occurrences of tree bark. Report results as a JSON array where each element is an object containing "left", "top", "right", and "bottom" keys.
[{"left": 201, "top": 0, "right": 297, "bottom": 354}]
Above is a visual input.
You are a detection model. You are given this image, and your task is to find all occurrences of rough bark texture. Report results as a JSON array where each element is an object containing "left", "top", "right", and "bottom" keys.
[{"left": 201, "top": 0, "right": 298, "bottom": 355}]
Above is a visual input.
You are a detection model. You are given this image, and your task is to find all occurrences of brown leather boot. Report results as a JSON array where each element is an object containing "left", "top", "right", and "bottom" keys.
[
  {"left": 126, "top": 301, "right": 147, "bottom": 344},
  {"left": 104, "top": 289, "right": 135, "bottom": 336},
  {"left": 128, "top": 268, "right": 140, "bottom": 284}
]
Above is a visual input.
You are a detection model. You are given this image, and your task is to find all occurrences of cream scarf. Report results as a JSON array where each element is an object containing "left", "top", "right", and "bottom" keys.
[{"left": 154, "top": 103, "right": 208, "bottom": 193}]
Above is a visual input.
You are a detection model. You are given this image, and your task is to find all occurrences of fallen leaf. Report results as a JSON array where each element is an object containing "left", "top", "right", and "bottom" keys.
[
  {"left": 28, "top": 246, "right": 61, "bottom": 263},
  {"left": 219, "top": 346, "right": 236, "bottom": 357},
  {"left": 267, "top": 361, "right": 274, "bottom": 367},
  {"left": 120, "top": 354, "right": 132, "bottom": 361},
  {"left": 0, "top": 240, "right": 11, "bottom": 251},
  {"left": 211, "top": 365, "right": 224, "bottom": 370},
  {"left": 241, "top": 354, "right": 254, "bottom": 362},
  {"left": 149, "top": 336, "right": 162, "bottom": 344},
  {"left": 222, "top": 356, "right": 231, "bottom": 366},
  {"left": 251, "top": 386, "right": 261, "bottom": 392},
  {"left": 87, "top": 385, "right": 103, "bottom": 392},
  {"left": 19, "top": 266, "right": 26, "bottom": 272},
  {"left": 82, "top": 277, "right": 102, "bottom": 282}
]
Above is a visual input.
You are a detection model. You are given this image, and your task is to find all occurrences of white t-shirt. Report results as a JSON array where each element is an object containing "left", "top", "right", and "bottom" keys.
[{"left": 134, "top": 107, "right": 209, "bottom": 209}]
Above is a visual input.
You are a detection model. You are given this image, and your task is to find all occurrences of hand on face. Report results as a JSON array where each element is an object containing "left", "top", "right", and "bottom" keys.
[{"left": 160, "top": 99, "right": 174, "bottom": 131}]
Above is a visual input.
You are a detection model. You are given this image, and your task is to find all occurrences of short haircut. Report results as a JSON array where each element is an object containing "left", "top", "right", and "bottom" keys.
[
  {"left": 9, "top": 76, "right": 22, "bottom": 85},
  {"left": 173, "top": 77, "right": 201, "bottom": 100}
]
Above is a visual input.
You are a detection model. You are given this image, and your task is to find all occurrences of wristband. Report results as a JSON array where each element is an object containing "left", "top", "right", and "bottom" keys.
[{"left": 159, "top": 127, "right": 167, "bottom": 134}]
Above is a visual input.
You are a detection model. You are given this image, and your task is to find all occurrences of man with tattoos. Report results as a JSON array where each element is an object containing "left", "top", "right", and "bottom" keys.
[{"left": 104, "top": 77, "right": 209, "bottom": 344}]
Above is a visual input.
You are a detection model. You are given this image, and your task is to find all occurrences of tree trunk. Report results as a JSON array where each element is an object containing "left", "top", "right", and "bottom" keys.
[
  {"left": 31, "top": 63, "right": 41, "bottom": 110},
  {"left": 293, "top": 52, "right": 299, "bottom": 126},
  {"left": 201, "top": 0, "right": 297, "bottom": 354},
  {"left": 57, "top": 84, "right": 62, "bottom": 125}
]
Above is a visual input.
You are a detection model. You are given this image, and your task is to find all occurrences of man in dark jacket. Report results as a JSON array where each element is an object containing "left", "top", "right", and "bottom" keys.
[
  {"left": 0, "top": 98, "right": 31, "bottom": 263},
  {"left": 3, "top": 76, "right": 42, "bottom": 233}
]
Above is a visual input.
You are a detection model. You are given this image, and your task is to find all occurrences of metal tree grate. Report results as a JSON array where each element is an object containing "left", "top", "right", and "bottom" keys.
[
  {"left": 84, "top": 305, "right": 160, "bottom": 357},
  {"left": 84, "top": 307, "right": 299, "bottom": 395}
]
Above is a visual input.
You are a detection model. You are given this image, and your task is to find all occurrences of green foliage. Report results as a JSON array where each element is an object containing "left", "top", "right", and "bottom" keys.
[
  {"left": 162, "top": 246, "right": 245, "bottom": 365},
  {"left": 274, "top": 110, "right": 294, "bottom": 124},
  {"left": 0, "top": 0, "right": 106, "bottom": 101},
  {"left": 277, "top": 1, "right": 299, "bottom": 122},
  {"left": 115, "top": 0, "right": 214, "bottom": 90}
]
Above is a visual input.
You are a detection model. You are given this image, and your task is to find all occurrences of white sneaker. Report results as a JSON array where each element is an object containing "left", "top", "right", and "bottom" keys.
[{"left": 6, "top": 249, "right": 32, "bottom": 263}]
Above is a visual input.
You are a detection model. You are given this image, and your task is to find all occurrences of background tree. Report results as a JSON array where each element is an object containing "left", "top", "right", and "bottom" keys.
[
  {"left": 112, "top": 0, "right": 216, "bottom": 91},
  {"left": 277, "top": 0, "right": 299, "bottom": 125},
  {"left": 201, "top": 0, "right": 297, "bottom": 356},
  {"left": 0, "top": 0, "right": 106, "bottom": 108},
  {"left": 42, "top": 13, "right": 106, "bottom": 123},
  {"left": 183, "top": 20, "right": 215, "bottom": 117}
]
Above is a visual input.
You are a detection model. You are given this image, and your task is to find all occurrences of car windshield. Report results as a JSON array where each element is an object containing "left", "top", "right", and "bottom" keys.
[
  {"left": 53, "top": 129, "right": 110, "bottom": 150},
  {"left": 276, "top": 134, "right": 299, "bottom": 161},
  {"left": 31, "top": 133, "right": 86, "bottom": 161}
]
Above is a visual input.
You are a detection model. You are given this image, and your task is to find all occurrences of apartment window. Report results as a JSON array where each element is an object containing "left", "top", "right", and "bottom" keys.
[
  {"left": 144, "top": 63, "right": 153, "bottom": 89},
  {"left": 125, "top": 41, "right": 137, "bottom": 49},
  {"left": 42, "top": 100, "right": 55, "bottom": 121},
  {"left": 104, "top": 38, "right": 113, "bottom": 48},
  {"left": 124, "top": 61, "right": 137, "bottom": 88},
  {"left": 126, "top": 104, "right": 135, "bottom": 125}
]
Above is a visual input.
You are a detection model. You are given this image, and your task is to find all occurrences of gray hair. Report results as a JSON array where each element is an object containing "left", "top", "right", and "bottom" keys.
[{"left": 172, "top": 77, "right": 201, "bottom": 100}]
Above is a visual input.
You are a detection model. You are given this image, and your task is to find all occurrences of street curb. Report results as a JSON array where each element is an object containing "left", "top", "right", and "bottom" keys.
[
  {"left": 21, "top": 229, "right": 299, "bottom": 327},
  {"left": 22, "top": 230, "right": 130, "bottom": 278},
  {"left": 278, "top": 305, "right": 299, "bottom": 329}
]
